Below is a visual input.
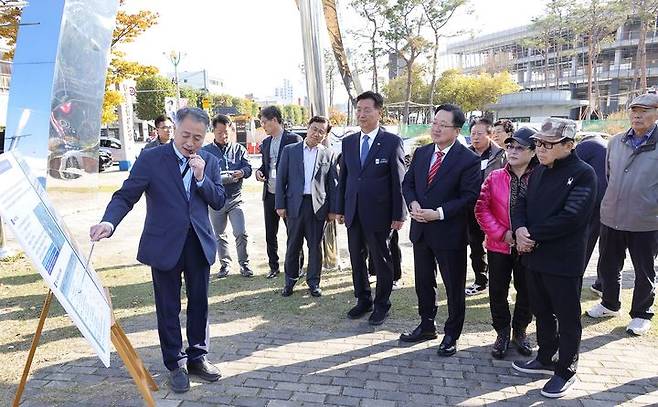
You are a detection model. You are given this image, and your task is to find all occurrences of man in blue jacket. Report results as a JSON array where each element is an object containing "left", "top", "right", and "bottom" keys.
[
  {"left": 336, "top": 91, "right": 406, "bottom": 326},
  {"left": 202, "top": 114, "right": 253, "bottom": 278},
  {"left": 90, "top": 108, "right": 225, "bottom": 394}
]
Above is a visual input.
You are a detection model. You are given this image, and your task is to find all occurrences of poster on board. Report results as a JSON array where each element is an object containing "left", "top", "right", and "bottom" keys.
[{"left": 0, "top": 151, "right": 111, "bottom": 367}]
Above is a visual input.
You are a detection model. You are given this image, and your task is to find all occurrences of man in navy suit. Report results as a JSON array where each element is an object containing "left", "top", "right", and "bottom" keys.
[
  {"left": 275, "top": 116, "right": 338, "bottom": 297},
  {"left": 89, "top": 108, "right": 225, "bottom": 393},
  {"left": 255, "top": 106, "right": 303, "bottom": 278},
  {"left": 399, "top": 104, "right": 481, "bottom": 357},
  {"left": 336, "top": 91, "right": 406, "bottom": 326}
]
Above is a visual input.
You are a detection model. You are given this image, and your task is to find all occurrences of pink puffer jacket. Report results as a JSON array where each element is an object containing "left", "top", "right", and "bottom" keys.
[{"left": 475, "top": 168, "right": 513, "bottom": 255}]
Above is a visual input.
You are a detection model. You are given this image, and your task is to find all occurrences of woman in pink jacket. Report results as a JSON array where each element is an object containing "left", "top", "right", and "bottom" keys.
[{"left": 475, "top": 127, "right": 538, "bottom": 359}]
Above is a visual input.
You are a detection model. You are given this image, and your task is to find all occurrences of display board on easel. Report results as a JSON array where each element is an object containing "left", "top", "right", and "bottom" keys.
[
  {"left": 2, "top": 0, "right": 158, "bottom": 405},
  {"left": 0, "top": 150, "right": 159, "bottom": 406}
]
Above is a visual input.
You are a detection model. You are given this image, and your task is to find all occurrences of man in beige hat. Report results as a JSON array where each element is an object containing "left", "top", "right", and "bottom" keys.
[
  {"left": 511, "top": 118, "right": 597, "bottom": 398},
  {"left": 586, "top": 93, "right": 658, "bottom": 336}
]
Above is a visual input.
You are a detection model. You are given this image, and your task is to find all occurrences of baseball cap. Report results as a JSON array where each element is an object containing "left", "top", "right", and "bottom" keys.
[
  {"left": 531, "top": 118, "right": 577, "bottom": 143},
  {"left": 504, "top": 127, "right": 537, "bottom": 148}
]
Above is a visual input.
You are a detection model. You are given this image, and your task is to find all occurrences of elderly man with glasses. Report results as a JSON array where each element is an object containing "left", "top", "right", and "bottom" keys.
[
  {"left": 511, "top": 118, "right": 597, "bottom": 398},
  {"left": 586, "top": 93, "right": 658, "bottom": 336}
]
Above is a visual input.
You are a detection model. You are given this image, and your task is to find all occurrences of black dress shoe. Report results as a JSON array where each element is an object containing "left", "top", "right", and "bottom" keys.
[
  {"left": 399, "top": 324, "right": 438, "bottom": 343},
  {"left": 512, "top": 330, "right": 533, "bottom": 357},
  {"left": 437, "top": 335, "right": 457, "bottom": 357},
  {"left": 168, "top": 367, "right": 190, "bottom": 393},
  {"left": 187, "top": 360, "right": 221, "bottom": 382},
  {"left": 217, "top": 265, "right": 229, "bottom": 279},
  {"left": 266, "top": 269, "right": 280, "bottom": 279},
  {"left": 368, "top": 308, "right": 389, "bottom": 326},
  {"left": 281, "top": 285, "right": 294, "bottom": 297},
  {"left": 309, "top": 287, "right": 322, "bottom": 297},
  {"left": 491, "top": 333, "right": 510, "bottom": 359},
  {"left": 347, "top": 302, "right": 373, "bottom": 319}
]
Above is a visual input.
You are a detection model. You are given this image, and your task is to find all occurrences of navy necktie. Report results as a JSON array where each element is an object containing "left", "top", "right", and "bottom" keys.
[{"left": 360, "top": 135, "right": 370, "bottom": 166}]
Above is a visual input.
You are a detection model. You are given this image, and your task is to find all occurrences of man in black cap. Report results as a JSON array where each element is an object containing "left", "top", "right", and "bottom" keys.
[
  {"left": 511, "top": 118, "right": 597, "bottom": 398},
  {"left": 586, "top": 93, "right": 658, "bottom": 336}
]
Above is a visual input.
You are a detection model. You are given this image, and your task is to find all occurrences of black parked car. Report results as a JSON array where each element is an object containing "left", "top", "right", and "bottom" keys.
[{"left": 99, "top": 147, "right": 113, "bottom": 172}]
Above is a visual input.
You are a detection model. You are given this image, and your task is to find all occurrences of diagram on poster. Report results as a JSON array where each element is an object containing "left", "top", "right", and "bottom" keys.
[{"left": 0, "top": 151, "right": 111, "bottom": 367}]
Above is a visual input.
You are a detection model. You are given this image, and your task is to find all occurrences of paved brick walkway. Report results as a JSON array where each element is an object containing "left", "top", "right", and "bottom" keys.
[
  {"left": 16, "top": 318, "right": 658, "bottom": 406},
  {"left": 7, "top": 165, "right": 658, "bottom": 406}
]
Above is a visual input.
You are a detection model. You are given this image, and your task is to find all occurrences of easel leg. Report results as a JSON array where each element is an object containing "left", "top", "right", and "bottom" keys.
[
  {"left": 12, "top": 290, "right": 53, "bottom": 407},
  {"left": 111, "top": 322, "right": 157, "bottom": 406}
]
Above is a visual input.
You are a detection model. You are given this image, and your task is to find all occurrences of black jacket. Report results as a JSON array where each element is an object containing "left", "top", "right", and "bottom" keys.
[
  {"left": 258, "top": 130, "right": 303, "bottom": 200},
  {"left": 511, "top": 151, "right": 597, "bottom": 276},
  {"left": 402, "top": 141, "right": 481, "bottom": 250}
]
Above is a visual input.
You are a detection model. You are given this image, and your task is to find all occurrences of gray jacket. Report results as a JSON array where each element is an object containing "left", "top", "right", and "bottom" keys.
[
  {"left": 600, "top": 126, "right": 658, "bottom": 232},
  {"left": 275, "top": 142, "right": 338, "bottom": 220}
]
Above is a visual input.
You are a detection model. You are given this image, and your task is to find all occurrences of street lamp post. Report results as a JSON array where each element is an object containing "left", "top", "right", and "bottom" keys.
[{"left": 167, "top": 51, "right": 183, "bottom": 110}]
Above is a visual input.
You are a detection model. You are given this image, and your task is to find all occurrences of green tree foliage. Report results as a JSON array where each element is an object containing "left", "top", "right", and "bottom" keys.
[
  {"left": 381, "top": 0, "right": 431, "bottom": 123},
  {"left": 382, "top": 65, "right": 429, "bottom": 104},
  {"left": 435, "top": 70, "right": 519, "bottom": 112},
  {"left": 179, "top": 86, "right": 204, "bottom": 108},
  {"left": 135, "top": 75, "right": 174, "bottom": 121}
]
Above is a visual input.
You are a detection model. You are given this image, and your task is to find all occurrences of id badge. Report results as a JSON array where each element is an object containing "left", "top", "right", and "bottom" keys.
[
  {"left": 480, "top": 159, "right": 488, "bottom": 171},
  {"left": 270, "top": 168, "right": 277, "bottom": 179}
]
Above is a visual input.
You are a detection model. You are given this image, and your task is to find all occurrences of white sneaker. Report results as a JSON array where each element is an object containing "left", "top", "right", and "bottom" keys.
[
  {"left": 586, "top": 303, "right": 619, "bottom": 318},
  {"left": 627, "top": 318, "right": 651, "bottom": 336},
  {"left": 392, "top": 280, "right": 403, "bottom": 290},
  {"left": 465, "top": 283, "right": 487, "bottom": 296}
]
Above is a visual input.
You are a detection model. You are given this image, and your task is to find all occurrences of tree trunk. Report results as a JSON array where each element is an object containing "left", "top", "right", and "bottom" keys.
[
  {"left": 429, "top": 33, "right": 439, "bottom": 105},
  {"left": 544, "top": 46, "right": 550, "bottom": 89},
  {"left": 639, "top": 18, "right": 648, "bottom": 93},
  {"left": 322, "top": 0, "right": 359, "bottom": 107},
  {"left": 404, "top": 60, "right": 413, "bottom": 125},
  {"left": 371, "top": 34, "right": 379, "bottom": 93},
  {"left": 586, "top": 36, "right": 595, "bottom": 119},
  {"left": 555, "top": 36, "right": 561, "bottom": 89}
]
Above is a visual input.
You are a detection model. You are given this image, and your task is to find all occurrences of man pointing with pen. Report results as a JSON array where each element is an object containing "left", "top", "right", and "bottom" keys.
[{"left": 89, "top": 107, "right": 226, "bottom": 394}]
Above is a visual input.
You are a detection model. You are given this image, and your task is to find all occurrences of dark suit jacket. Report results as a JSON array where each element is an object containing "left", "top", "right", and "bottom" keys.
[
  {"left": 258, "top": 130, "right": 303, "bottom": 200},
  {"left": 275, "top": 142, "right": 338, "bottom": 220},
  {"left": 336, "top": 128, "right": 406, "bottom": 232},
  {"left": 402, "top": 141, "right": 481, "bottom": 250},
  {"left": 101, "top": 143, "right": 226, "bottom": 271}
]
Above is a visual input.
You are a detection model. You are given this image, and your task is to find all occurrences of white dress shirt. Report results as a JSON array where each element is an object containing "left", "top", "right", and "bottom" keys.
[{"left": 303, "top": 142, "right": 319, "bottom": 195}]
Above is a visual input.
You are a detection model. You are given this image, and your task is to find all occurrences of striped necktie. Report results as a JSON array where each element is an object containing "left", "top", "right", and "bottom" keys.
[
  {"left": 427, "top": 151, "right": 445, "bottom": 185},
  {"left": 180, "top": 157, "right": 191, "bottom": 199}
]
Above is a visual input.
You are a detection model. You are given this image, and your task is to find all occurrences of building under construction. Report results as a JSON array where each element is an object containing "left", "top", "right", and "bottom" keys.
[{"left": 439, "top": 17, "right": 658, "bottom": 118}]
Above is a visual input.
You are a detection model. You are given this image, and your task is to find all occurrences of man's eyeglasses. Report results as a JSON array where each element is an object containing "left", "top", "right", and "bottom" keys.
[
  {"left": 534, "top": 140, "right": 564, "bottom": 150},
  {"left": 433, "top": 123, "right": 458, "bottom": 129},
  {"left": 157, "top": 126, "right": 173, "bottom": 131},
  {"left": 505, "top": 143, "right": 531, "bottom": 152}
]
